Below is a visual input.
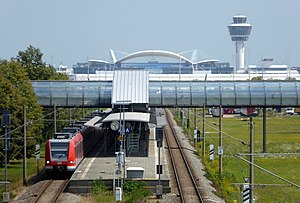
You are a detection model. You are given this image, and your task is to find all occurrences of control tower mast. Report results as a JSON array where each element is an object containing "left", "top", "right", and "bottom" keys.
[{"left": 228, "top": 15, "right": 252, "bottom": 72}]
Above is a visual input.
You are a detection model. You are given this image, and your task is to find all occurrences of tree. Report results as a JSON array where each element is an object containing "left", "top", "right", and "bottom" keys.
[
  {"left": 0, "top": 60, "right": 44, "bottom": 164},
  {"left": 16, "top": 45, "right": 68, "bottom": 80},
  {"left": 251, "top": 76, "right": 263, "bottom": 81}
]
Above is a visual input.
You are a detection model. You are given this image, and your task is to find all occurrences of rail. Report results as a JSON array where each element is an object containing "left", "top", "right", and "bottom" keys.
[
  {"left": 32, "top": 179, "right": 69, "bottom": 203},
  {"left": 164, "top": 109, "right": 204, "bottom": 203}
]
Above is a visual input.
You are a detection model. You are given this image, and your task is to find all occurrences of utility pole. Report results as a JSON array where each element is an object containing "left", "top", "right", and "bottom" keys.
[
  {"left": 54, "top": 104, "right": 57, "bottom": 135},
  {"left": 69, "top": 108, "right": 72, "bottom": 125},
  {"left": 219, "top": 105, "right": 223, "bottom": 178},
  {"left": 249, "top": 117, "right": 254, "bottom": 202},
  {"left": 23, "top": 106, "right": 27, "bottom": 186},
  {"left": 194, "top": 108, "right": 197, "bottom": 130},
  {"left": 194, "top": 108, "right": 197, "bottom": 147},
  {"left": 187, "top": 108, "right": 190, "bottom": 138},
  {"left": 202, "top": 103, "right": 206, "bottom": 157}
]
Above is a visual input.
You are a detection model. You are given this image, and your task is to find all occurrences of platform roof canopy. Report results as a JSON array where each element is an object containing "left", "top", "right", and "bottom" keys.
[{"left": 102, "top": 112, "right": 150, "bottom": 123}]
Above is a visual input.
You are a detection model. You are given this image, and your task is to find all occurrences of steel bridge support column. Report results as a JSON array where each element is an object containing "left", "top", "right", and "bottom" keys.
[
  {"left": 263, "top": 108, "right": 267, "bottom": 153},
  {"left": 250, "top": 117, "right": 254, "bottom": 202}
]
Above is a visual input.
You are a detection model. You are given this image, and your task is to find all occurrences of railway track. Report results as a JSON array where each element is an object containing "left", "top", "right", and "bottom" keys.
[
  {"left": 164, "top": 109, "right": 204, "bottom": 203},
  {"left": 31, "top": 179, "right": 69, "bottom": 203}
]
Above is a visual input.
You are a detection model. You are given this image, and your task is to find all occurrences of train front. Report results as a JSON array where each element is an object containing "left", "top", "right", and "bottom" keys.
[{"left": 45, "top": 133, "right": 72, "bottom": 172}]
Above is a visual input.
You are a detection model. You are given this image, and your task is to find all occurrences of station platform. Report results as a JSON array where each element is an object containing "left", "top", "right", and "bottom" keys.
[{"left": 67, "top": 108, "right": 170, "bottom": 194}]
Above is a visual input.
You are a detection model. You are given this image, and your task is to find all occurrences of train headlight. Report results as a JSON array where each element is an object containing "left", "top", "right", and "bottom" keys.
[
  {"left": 69, "top": 160, "right": 73, "bottom": 164},
  {"left": 46, "top": 161, "right": 50, "bottom": 164}
]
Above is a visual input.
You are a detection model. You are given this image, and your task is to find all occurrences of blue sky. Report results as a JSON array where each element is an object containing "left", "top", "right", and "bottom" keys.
[{"left": 1, "top": 0, "right": 299, "bottom": 67}]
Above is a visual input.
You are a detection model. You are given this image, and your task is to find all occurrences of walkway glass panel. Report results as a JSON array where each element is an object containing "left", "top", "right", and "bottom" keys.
[
  {"left": 99, "top": 82, "right": 112, "bottom": 106},
  {"left": 235, "top": 82, "right": 250, "bottom": 106},
  {"left": 191, "top": 82, "right": 206, "bottom": 106},
  {"left": 297, "top": 83, "right": 300, "bottom": 105},
  {"left": 177, "top": 82, "right": 191, "bottom": 106},
  {"left": 206, "top": 82, "right": 221, "bottom": 106},
  {"left": 265, "top": 82, "right": 281, "bottom": 106},
  {"left": 161, "top": 82, "right": 176, "bottom": 106},
  {"left": 84, "top": 82, "right": 100, "bottom": 106},
  {"left": 32, "top": 81, "right": 51, "bottom": 105},
  {"left": 221, "top": 82, "right": 236, "bottom": 106},
  {"left": 149, "top": 82, "right": 162, "bottom": 106},
  {"left": 52, "top": 82, "right": 68, "bottom": 106},
  {"left": 281, "top": 82, "right": 297, "bottom": 106},
  {"left": 250, "top": 82, "right": 265, "bottom": 105},
  {"left": 31, "top": 81, "right": 300, "bottom": 107},
  {"left": 68, "top": 82, "right": 83, "bottom": 106}
]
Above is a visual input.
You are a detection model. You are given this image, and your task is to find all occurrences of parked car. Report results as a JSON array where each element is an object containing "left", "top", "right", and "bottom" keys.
[{"left": 286, "top": 107, "right": 295, "bottom": 115}]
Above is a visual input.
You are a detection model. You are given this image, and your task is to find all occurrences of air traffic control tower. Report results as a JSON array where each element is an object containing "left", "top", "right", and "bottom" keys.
[{"left": 228, "top": 15, "right": 252, "bottom": 73}]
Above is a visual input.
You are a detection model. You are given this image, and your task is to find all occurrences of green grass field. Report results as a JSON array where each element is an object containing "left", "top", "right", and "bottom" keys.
[{"left": 175, "top": 109, "right": 300, "bottom": 202}]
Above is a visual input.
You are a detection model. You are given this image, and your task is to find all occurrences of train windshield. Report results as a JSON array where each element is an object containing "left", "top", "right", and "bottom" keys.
[{"left": 50, "top": 141, "right": 69, "bottom": 161}]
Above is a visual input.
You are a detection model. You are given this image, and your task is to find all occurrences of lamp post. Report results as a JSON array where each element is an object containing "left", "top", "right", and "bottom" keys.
[
  {"left": 87, "top": 60, "right": 90, "bottom": 81},
  {"left": 179, "top": 56, "right": 181, "bottom": 81},
  {"left": 115, "top": 100, "right": 131, "bottom": 198}
]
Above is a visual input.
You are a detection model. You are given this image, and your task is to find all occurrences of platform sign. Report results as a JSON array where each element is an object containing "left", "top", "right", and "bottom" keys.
[
  {"left": 35, "top": 144, "right": 40, "bottom": 160},
  {"left": 218, "top": 146, "right": 224, "bottom": 155},
  {"left": 156, "top": 127, "right": 163, "bottom": 148},
  {"left": 194, "top": 130, "right": 197, "bottom": 139},
  {"left": 2, "top": 192, "right": 9, "bottom": 203},
  {"left": 197, "top": 130, "right": 201, "bottom": 142},
  {"left": 209, "top": 144, "right": 214, "bottom": 161},
  {"left": 1, "top": 110, "right": 11, "bottom": 127},
  {"left": 156, "top": 165, "right": 163, "bottom": 174},
  {"left": 155, "top": 127, "right": 163, "bottom": 141},
  {"left": 117, "top": 135, "right": 123, "bottom": 141}
]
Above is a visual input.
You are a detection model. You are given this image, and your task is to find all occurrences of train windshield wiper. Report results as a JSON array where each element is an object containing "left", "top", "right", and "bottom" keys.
[{"left": 58, "top": 153, "right": 65, "bottom": 159}]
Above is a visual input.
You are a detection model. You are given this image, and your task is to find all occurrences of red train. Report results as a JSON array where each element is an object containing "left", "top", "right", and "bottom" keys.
[
  {"left": 45, "top": 115, "right": 104, "bottom": 173},
  {"left": 45, "top": 127, "right": 84, "bottom": 172}
]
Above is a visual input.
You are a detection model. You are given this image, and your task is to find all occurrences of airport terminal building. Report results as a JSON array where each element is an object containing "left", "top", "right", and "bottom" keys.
[
  {"left": 72, "top": 49, "right": 233, "bottom": 75},
  {"left": 69, "top": 49, "right": 299, "bottom": 81}
]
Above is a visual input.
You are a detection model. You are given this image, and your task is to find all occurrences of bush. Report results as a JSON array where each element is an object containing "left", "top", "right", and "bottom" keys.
[
  {"left": 92, "top": 178, "right": 109, "bottom": 194},
  {"left": 123, "top": 181, "right": 151, "bottom": 203}
]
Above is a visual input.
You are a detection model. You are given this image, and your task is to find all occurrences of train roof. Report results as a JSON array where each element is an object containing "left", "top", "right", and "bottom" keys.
[
  {"left": 54, "top": 133, "right": 73, "bottom": 139},
  {"left": 62, "top": 127, "right": 80, "bottom": 134},
  {"left": 84, "top": 116, "right": 102, "bottom": 127}
]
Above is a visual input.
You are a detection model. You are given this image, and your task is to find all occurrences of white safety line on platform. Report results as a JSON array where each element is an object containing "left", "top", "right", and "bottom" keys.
[{"left": 80, "top": 145, "right": 104, "bottom": 179}]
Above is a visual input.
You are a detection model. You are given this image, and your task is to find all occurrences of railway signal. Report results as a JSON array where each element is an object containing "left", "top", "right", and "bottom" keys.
[{"left": 155, "top": 126, "right": 163, "bottom": 198}]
